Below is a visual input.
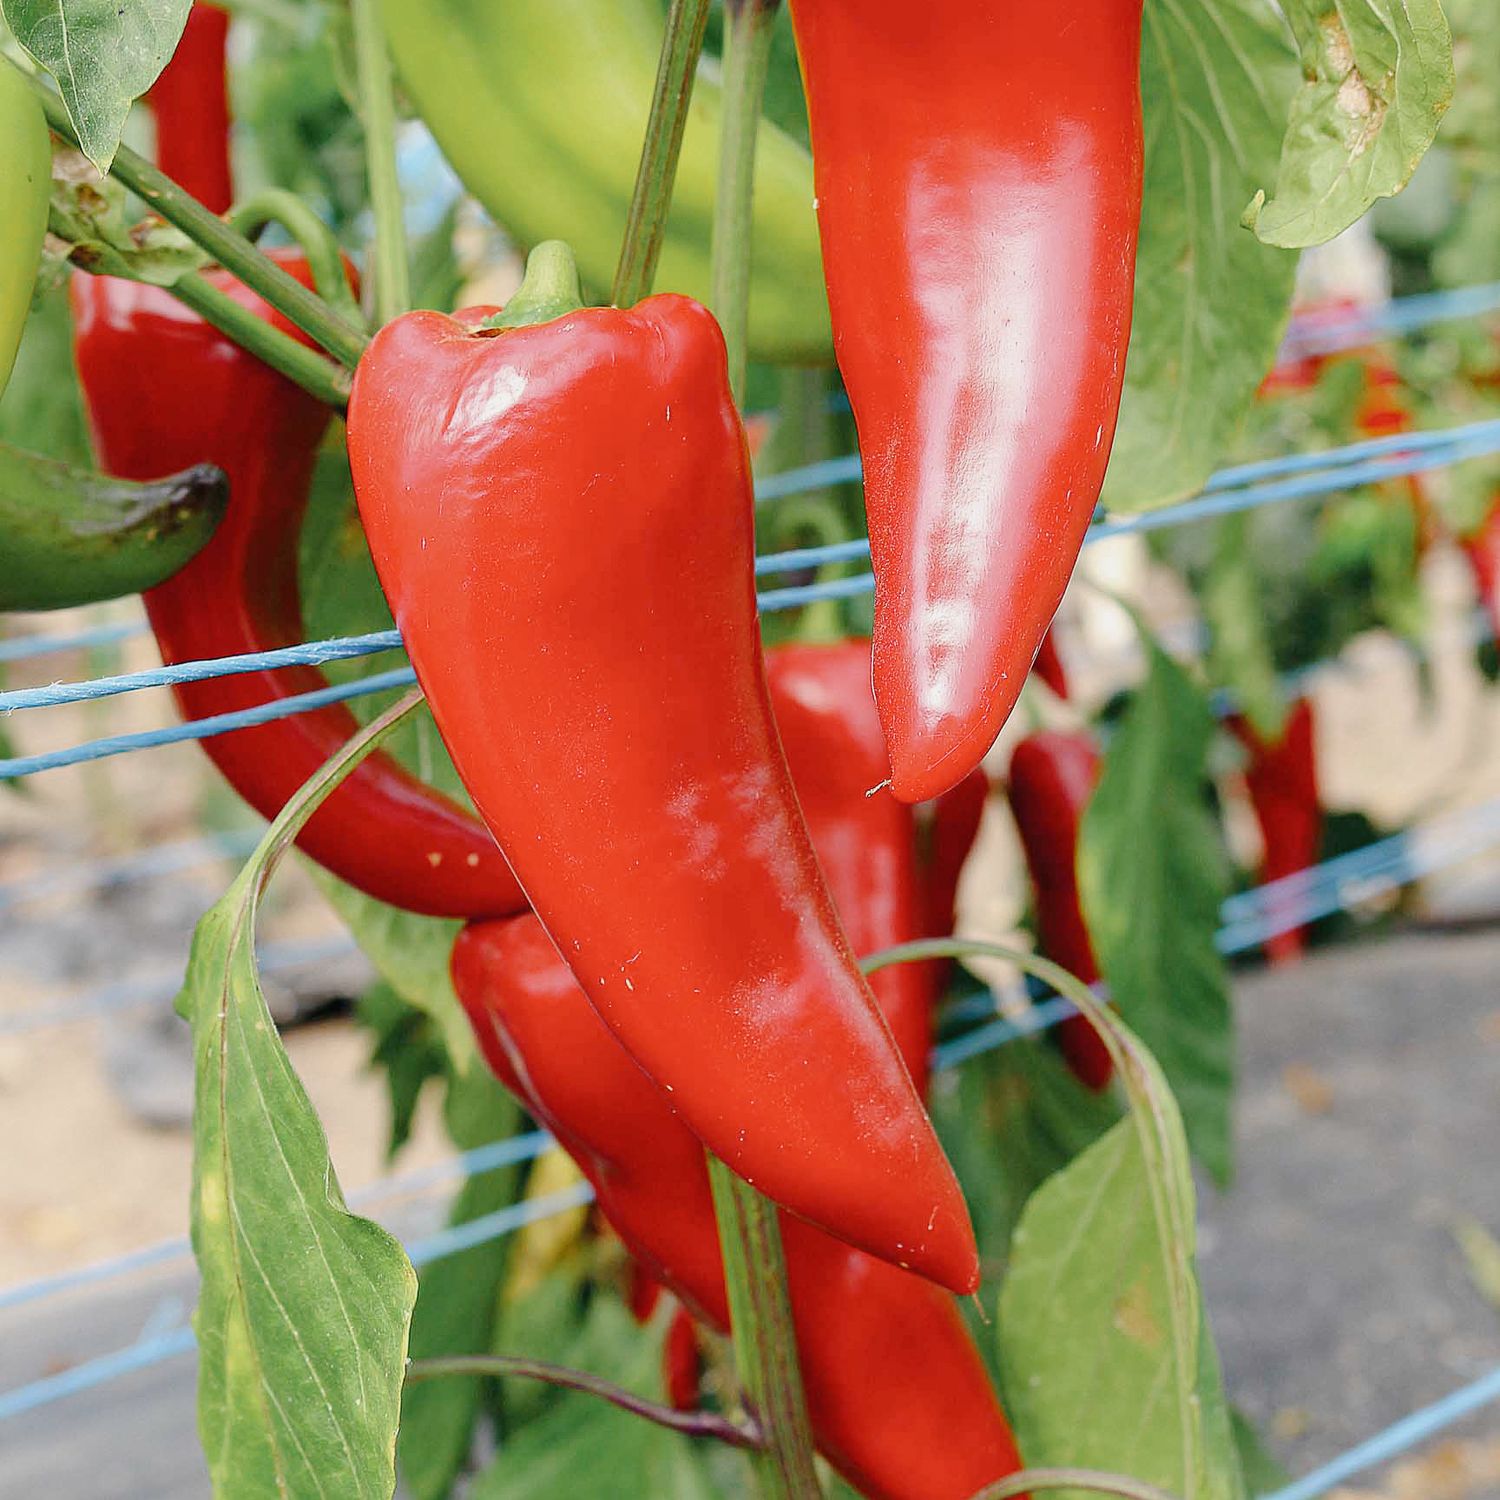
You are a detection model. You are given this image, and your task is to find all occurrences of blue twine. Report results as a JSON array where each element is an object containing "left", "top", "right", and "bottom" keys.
[
  {"left": 1279, "top": 281, "right": 1500, "bottom": 360},
  {"left": 0, "top": 933, "right": 359, "bottom": 1035},
  {"left": 0, "top": 620, "right": 149, "bottom": 664},
  {"left": 0, "top": 830, "right": 263, "bottom": 912},
  {"left": 1267, "top": 1362, "right": 1500, "bottom": 1500},
  {"left": 0, "top": 666, "right": 417, "bottom": 780},
  {"left": 0, "top": 630, "right": 404, "bottom": 712},
  {"left": 0, "top": 1131, "right": 558, "bottom": 1316},
  {"left": 7, "top": 413, "right": 1499, "bottom": 770},
  {"left": 0, "top": 1175, "right": 586, "bottom": 1424}
]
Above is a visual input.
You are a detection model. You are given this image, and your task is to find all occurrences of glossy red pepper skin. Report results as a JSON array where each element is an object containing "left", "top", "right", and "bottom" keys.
[
  {"left": 454, "top": 916, "right": 1026, "bottom": 1500},
  {"left": 1227, "top": 698, "right": 1320, "bottom": 965},
  {"left": 788, "top": 0, "right": 1145, "bottom": 804},
  {"left": 148, "top": 4, "right": 233, "bottom": 213},
  {"left": 69, "top": 261, "right": 526, "bottom": 919},
  {"left": 349, "top": 293, "right": 976, "bottom": 1292},
  {"left": 1007, "top": 732, "right": 1112, "bottom": 1091}
]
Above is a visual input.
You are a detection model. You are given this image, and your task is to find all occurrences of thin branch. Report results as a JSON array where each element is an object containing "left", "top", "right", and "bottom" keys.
[{"left": 404, "top": 1354, "right": 762, "bottom": 1450}]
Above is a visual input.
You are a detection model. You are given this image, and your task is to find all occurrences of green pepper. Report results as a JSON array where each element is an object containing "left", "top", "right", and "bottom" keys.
[
  {"left": 0, "top": 64, "right": 51, "bottom": 400},
  {"left": 378, "top": 0, "right": 832, "bottom": 364},
  {"left": 0, "top": 443, "right": 227, "bottom": 611}
]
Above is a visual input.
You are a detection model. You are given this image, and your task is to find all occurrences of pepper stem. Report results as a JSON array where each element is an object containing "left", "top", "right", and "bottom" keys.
[
  {"left": 481, "top": 241, "right": 587, "bottom": 332},
  {"left": 706, "top": 1154, "right": 822, "bottom": 1498}
]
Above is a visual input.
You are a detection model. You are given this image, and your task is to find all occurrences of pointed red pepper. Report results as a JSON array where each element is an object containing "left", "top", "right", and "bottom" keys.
[
  {"left": 1007, "top": 731, "right": 1112, "bottom": 1091},
  {"left": 454, "top": 915, "right": 1026, "bottom": 1500},
  {"left": 147, "top": 4, "right": 234, "bottom": 213},
  {"left": 787, "top": 0, "right": 1145, "bottom": 802},
  {"left": 349, "top": 245, "right": 976, "bottom": 1292},
  {"left": 1227, "top": 698, "right": 1321, "bottom": 964}
]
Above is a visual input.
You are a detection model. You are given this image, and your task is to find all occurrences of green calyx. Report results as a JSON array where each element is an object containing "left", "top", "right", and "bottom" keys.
[{"left": 482, "top": 241, "right": 586, "bottom": 332}]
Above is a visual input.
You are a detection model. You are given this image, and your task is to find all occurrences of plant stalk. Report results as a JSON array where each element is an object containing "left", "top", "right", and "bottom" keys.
[
  {"left": 29, "top": 72, "right": 369, "bottom": 368},
  {"left": 612, "top": 0, "right": 714, "bottom": 308},
  {"left": 169, "top": 274, "right": 352, "bottom": 408},
  {"left": 704, "top": 6, "right": 818, "bottom": 1491},
  {"left": 349, "top": 0, "right": 410, "bottom": 324},
  {"left": 710, "top": 0, "right": 779, "bottom": 402},
  {"left": 405, "top": 1353, "right": 762, "bottom": 1449},
  {"left": 706, "top": 1155, "right": 822, "bottom": 1498},
  {"left": 967, "top": 1469, "right": 1183, "bottom": 1500}
]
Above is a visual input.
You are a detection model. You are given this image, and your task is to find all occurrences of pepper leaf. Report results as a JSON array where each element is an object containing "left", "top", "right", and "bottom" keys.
[
  {"left": 175, "top": 698, "right": 420, "bottom": 1499},
  {"left": 1078, "top": 640, "right": 1237, "bottom": 1183},
  {"left": 1245, "top": 0, "right": 1454, "bottom": 249},
  {"left": 1203, "top": 513, "right": 1287, "bottom": 744},
  {"left": 3, "top": 0, "right": 191, "bottom": 171},
  {"left": 998, "top": 1121, "right": 1244, "bottom": 1500},
  {"left": 993, "top": 956, "right": 1242, "bottom": 1500},
  {"left": 1103, "top": 0, "right": 1300, "bottom": 513}
]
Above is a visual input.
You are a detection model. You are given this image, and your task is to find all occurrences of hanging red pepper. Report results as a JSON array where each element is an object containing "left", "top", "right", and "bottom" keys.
[
  {"left": 348, "top": 248, "right": 976, "bottom": 1289},
  {"left": 70, "top": 260, "right": 526, "bottom": 918},
  {"left": 1227, "top": 698, "right": 1321, "bottom": 965},
  {"left": 147, "top": 4, "right": 234, "bottom": 213},
  {"left": 349, "top": 244, "right": 975, "bottom": 1292},
  {"left": 454, "top": 915, "right": 1026, "bottom": 1500},
  {"left": 787, "top": 0, "right": 1145, "bottom": 804},
  {"left": 1007, "top": 731, "right": 1112, "bottom": 1091}
]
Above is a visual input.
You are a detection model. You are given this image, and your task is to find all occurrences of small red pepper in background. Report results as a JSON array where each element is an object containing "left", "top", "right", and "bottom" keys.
[
  {"left": 1462, "top": 496, "right": 1500, "bottom": 647},
  {"left": 454, "top": 916, "right": 1027, "bottom": 1500},
  {"left": 349, "top": 246, "right": 976, "bottom": 1293},
  {"left": 1007, "top": 731, "right": 1112, "bottom": 1092},
  {"left": 1032, "top": 629, "right": 1070, "bottom": 701},
  {"left": 787, "top": 0, "right": 1145, "bottom": 804},
  {"left": 147, "top": 4, "right": 234, "bottom": 213},
  {"left": 70, "top": 261, "right": 527, "bottom": 918},
  {"left": 1227, "top": 698, "right": 1321, "bottom": 965}
]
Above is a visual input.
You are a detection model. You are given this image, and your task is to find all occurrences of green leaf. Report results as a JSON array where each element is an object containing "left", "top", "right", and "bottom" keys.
[
  {"left": 356, "top": 982, "right": 449, "bottom": 1158},
  {"left": 1203, "top": 514, "right": 1287, "bottom": 743},
  {"left": 1104, "top": 0, "right": 1300, "bottom": 513},
  {"left": 471, "top": 1298, "right": 731, "bottom": 1500},
  {"left": 1245, "top": 0, "right": 1455, "bottom": 249},
  {"left": 1078, "top": 642, "right": 1236, "bottom": 1183},
  {"left": 399, "top": 1066, "right": 525, "bottom": 1500},
  {"left": 176, "top": 700, "right": 421, "bottom": 1498},
  {"left": 997, "top": 1114, "right": 1243, "bottom": 1500},
  {"left": 4, "top": 0, "right": 191, "bottom": 171},
  {"left": 932, "top": 1035, "right": 1123, "bottom": 1285}
]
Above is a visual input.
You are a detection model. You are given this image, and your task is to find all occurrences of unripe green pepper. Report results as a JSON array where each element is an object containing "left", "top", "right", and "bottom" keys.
[
  {"left": 0, "top": 444, "right": 227, "bottom": 611},
  {"left": 377, "top": 0, "right": 832, "bottom": 364},
  {"left": 0, "top": 64, "right": 52, "bottom": 400}
]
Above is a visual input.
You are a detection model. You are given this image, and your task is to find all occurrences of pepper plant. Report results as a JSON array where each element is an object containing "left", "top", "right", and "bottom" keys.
[{"left": 0, "top": 0, "right": 1462, "bottom": 1496}]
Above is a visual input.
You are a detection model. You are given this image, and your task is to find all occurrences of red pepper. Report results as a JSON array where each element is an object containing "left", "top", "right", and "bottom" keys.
[
  {"left": 147, "top": 4, "right": 234, "bottom": 213},
  {"left": 1007, "top": 731, "right": 1112, "bottom": 1091},
  {"left": 1032, "top": 629, "right": 1070, "bottom": 701},
  {"left": 70, "top": 260, "right": 526, "bottom": 918},
  {"left": 1463, "top": 495, "right": 1500, "bottom": 647},
  {"left": 765, "top": 638, "right": 947, "bottom": 1096},
  {"left": 348, "top": 246, "right": 975, "bottom": 1292},
  {"left": 1226, "top": 698, "right": 1320, "bottom": 965},
  {"left": 787, "top": 0, "right": 1144, "bottom": 804},
  {"left": 453, "top": 916, "right": 1027, "bottom": 1500}
]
